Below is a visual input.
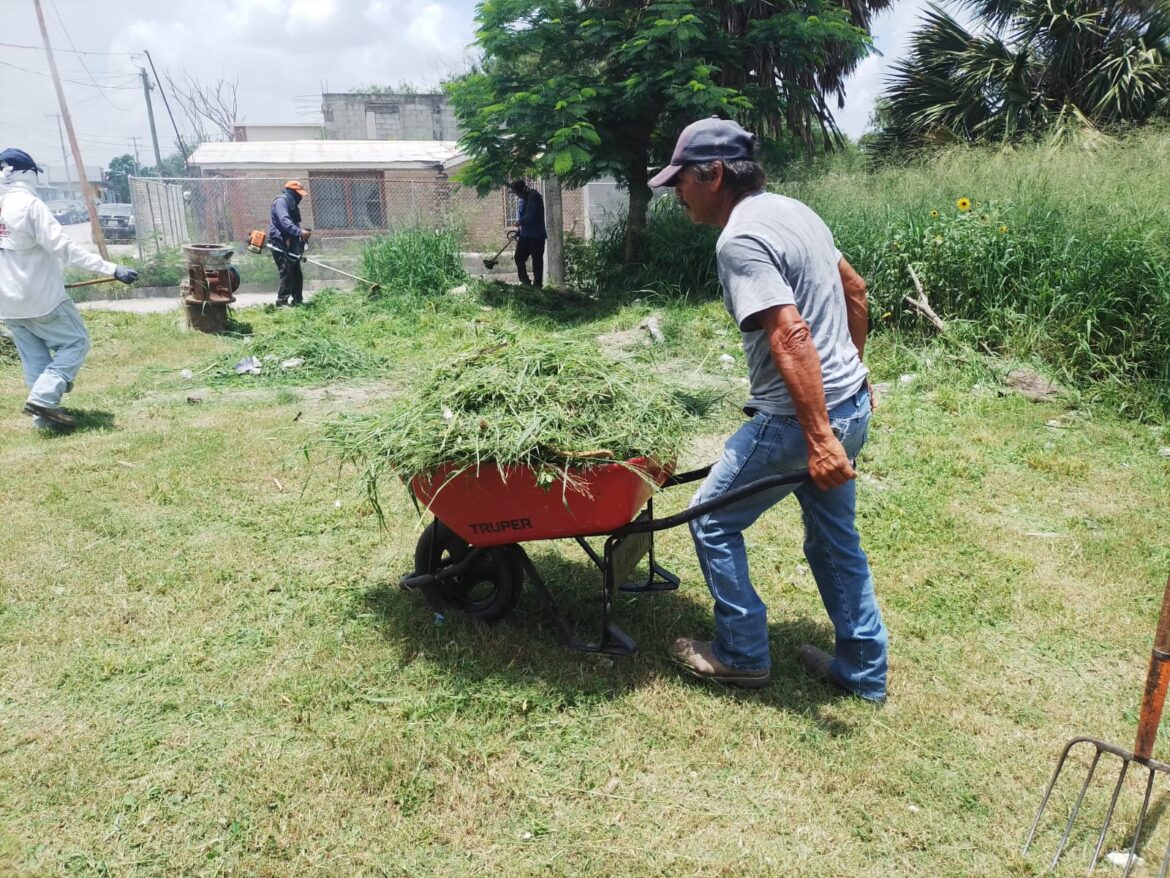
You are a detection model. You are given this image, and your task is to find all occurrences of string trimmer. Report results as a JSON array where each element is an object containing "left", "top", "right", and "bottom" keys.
[
  {"left": 250, "top": 231, "right": 382, "bottom": 295},
  {"left": 483, "top": 230, "right": 518, "bottom": 270}
]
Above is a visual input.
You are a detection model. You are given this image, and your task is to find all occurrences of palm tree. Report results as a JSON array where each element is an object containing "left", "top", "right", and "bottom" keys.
[{"left": 871, "top": 0, "right": 1170, "bottom": 154}]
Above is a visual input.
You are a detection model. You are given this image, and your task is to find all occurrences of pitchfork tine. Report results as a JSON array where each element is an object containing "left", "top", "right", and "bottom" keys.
[
  {"left": 1087, "top": 758, "right": 1131, "bottom": 874},
  {"left": 1023, "top": 739, "right": 1094, "bottom": 857},
  {"left": 1119, "top": 768, "right": 1159, "bottom": 878},
  {"left": 1158, "top": 819, "right": 1170, "bottom": 878},
  {"left": 1050, "top": 745, "right": 1105, "bottom": 869}
]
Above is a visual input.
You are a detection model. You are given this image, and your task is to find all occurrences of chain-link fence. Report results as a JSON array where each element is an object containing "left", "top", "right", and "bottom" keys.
[{"left": 125, "top": 173, "right": 632, "bottom": 277}]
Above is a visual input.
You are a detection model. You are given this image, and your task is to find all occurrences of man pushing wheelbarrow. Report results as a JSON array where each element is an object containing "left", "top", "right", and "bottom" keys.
[{"left": 650, "top": 118, "right": 888, "bottom": 701}]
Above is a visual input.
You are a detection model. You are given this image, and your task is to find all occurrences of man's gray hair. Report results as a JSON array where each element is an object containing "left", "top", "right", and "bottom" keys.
[{"left": 691, "top": 159, "right": 767, "bottom": 197}]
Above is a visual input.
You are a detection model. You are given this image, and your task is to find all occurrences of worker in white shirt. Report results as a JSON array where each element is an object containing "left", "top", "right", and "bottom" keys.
[{"left": 0, "top": 148, "right": 138, "bottom": 430}]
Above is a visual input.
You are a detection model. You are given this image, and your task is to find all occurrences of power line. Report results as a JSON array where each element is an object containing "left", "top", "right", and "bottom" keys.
[
  {"left": 0, "top": 40, "right": 138, "bottom": 57},
  {"left": 47, "top": 0, "right": 125, "bottom": 110},
  {"left": 0, "top": 59, "right": 138, "bottom": 89}
]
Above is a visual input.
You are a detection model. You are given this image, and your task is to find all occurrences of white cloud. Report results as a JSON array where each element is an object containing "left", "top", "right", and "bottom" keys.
[
  {"left": 834, "top": 0, "right": 932, "bottom": 138},
  {"left": 1, "top": 0, "right": 478, "bottom": 169}
]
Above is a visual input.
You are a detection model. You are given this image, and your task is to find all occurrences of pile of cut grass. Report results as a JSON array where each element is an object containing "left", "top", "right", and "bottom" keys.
[
  {"left": 323, "top": 334, "right": 700, "bottom": 510},
  {"left": 210, "top": 323, "right": 387, "bottom": 384}
]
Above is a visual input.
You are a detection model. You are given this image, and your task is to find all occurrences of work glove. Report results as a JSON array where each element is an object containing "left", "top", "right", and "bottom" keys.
[{"left": 114, "top": 265, "right": 139, "bottom": 285}]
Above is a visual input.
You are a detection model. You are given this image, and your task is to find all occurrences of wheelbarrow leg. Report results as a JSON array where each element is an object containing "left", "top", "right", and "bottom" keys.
[
  {"left": 574, "top": 533, "right": 678, "bottom": 593},
  {"left": 619, "top": 500, "right": 680, "bottom": 593},
  {"left": 517, "top": 549, "right": 638, "bottom": 656},
  {"left": 575, "top": 503, "right": 680, "bottom": 593}
]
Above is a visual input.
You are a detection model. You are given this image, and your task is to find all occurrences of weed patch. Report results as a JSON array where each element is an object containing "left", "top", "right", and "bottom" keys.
[{"left": 360, "top": 226, "right": 466, "bottom": 297}]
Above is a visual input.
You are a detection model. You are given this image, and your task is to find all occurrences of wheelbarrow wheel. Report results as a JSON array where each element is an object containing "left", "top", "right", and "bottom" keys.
[{"left": 413, "top": 521, "right": 524, "bottom": 622}]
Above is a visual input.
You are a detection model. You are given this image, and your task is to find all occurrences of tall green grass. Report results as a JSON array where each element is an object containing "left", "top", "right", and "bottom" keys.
[
  {"left": 567, "top": 129, "right": 1170, "bottom": 416},
  {"left": 360, "top": 226, "right": 466, "bottom": 297},
  {"left": 789, "top": 126, "right": 1170, "bottom": 418}
]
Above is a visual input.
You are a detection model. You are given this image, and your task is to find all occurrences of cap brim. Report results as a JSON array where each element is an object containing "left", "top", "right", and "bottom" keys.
[{"left": 649, "top": 164, "right": 684, "bottom": 188}]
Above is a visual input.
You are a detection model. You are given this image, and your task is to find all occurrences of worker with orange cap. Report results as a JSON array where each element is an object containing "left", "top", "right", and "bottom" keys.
[{"left": 268, "top": 180, "right": 311, "bottom": 307}]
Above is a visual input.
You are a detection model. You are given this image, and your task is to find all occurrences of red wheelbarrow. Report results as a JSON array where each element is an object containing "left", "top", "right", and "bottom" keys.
[{"left": 399, "top": 458, "right": 808, "bottom": 656}]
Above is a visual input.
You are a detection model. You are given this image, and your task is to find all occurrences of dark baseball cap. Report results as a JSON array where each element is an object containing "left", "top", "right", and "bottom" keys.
[
  {"left": 0, "top": 148, "right": 44, "bottom": 173},
  {"left": 649, "top": 117, "right": 756, "bottom": 188}
]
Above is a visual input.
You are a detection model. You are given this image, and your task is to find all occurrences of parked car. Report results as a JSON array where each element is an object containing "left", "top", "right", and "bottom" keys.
[
  {"left": 46, "top": 200, "right": 83, "bottom": 225},
  {"left": 97, "top": 203, "right": 136, "bottom": 243}
]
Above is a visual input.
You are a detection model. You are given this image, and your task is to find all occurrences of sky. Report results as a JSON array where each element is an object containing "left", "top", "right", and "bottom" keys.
[{"left": 1, "top": 0, "right": 931, "bottom": 176}]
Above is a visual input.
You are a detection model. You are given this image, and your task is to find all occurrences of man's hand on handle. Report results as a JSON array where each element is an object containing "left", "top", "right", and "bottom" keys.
[
  {"left": 113, "top": 265, "right": 139, "bottom": 285},
  {"left": 301, "top": 229, "right": 312, "bottom": 242},
  {"left": 806, "top": 433, "right": 856, "bottom": 491}
]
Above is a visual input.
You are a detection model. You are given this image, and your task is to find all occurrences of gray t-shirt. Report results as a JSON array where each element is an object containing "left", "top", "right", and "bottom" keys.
[{"left": 716, "top": 191, "right": 867, "bottom": 416}]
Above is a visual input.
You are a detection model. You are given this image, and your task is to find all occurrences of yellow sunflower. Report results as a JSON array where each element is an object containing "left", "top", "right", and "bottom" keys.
[
  {"left": 930, "top": 209, "right": 940, "bottom": 219},
  {"left": 957, "top": 197, "right": 972, "bottom": 212}
]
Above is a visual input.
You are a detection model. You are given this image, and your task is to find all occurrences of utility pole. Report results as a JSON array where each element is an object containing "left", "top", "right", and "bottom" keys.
[
  {"left": 130, "top": 137, "right": 141, "bottom": 174},
  {"left": 144, "top": 50, "right": 189, "bottom": 171},
  {"left": 140, "top": 67, "right": 164, "bottom": 172},
  {"left": 33, "top": 0, "right": 108, "bottom": 258},
  {"left": 45, "top": 113, "right": 70, "bottom": 190}
]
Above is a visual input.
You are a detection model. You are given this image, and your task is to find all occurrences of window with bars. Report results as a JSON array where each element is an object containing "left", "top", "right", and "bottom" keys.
[
  {"left": 308, "top": 175, "right": 385, "bottom": 231},
  {"left": 504, "top": 189, "right": 521, "bottom": 228}
]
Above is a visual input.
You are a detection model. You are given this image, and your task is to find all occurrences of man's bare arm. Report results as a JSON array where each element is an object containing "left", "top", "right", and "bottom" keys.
[
  {"left": 757, "top": 303, "right": 855, "bottom": 490},
  {"left": 839, "top": 257, "right": 868, "bottom": 362}
]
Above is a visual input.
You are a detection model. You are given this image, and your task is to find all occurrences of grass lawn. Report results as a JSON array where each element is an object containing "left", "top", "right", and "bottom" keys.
[{"left": 1, "top": 285, "right": 1169, "bottom": 877}]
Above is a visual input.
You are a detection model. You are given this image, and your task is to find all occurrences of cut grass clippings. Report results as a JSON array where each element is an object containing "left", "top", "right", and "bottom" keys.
[{"left": 322, "top": 334, "right": 704, "bottom": 516}]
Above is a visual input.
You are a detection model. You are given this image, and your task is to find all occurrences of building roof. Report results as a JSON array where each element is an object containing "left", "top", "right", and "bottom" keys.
[{"left": 189, "top": 140, "right": 468, "bottom": 171}]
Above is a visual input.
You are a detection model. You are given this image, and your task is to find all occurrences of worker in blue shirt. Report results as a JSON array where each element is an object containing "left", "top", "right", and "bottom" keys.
[
  {"left": 509, "top": 179, "right": 546, "bottom": 287},
  {"left": 268, "top": 180, "right": 311, "bottom": 306}
]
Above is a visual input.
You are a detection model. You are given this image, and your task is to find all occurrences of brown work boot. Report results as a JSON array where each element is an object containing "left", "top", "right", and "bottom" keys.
[
  {"left": 795, "top": 644, "right": 837, "bottom": 681},
  {"left": 796, "top": 645, "right": 886, "bottom": 704},
  {"left": 670, "top": 637, "right": 770, "bottom": 689},
  {"left": 24, "top": 402, "right": 76, "bottom": 428}
]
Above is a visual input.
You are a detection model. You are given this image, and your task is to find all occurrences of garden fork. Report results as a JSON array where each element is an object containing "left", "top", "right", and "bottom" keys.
[{"left": 1023, "top": 574, "right": 1170, "bottom": 876}]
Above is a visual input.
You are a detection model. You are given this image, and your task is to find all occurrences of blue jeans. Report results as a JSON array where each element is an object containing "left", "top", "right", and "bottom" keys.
[
  {"left": 2, "top": 299, "right": 92, "bottom": 409},
  {"left": 688, "top": 386, "right": 888, "bottom": 701}
]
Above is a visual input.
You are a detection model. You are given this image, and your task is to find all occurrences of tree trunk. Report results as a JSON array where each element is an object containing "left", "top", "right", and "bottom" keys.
[
  {"left": 543, "top": 176, "right": 565, "bottom": 287},
  {"left": 624, "top": 159, "right": 651, "bottom": 269}
]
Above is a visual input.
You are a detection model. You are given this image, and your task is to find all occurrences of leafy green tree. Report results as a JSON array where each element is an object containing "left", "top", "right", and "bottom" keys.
[
  {"left": 105, "top": 154, "right": 135, "bottom": 202},
  {"left": 871, "top": 0, "right": 1170, "bottom": 154},
  {"left": 447, "top": 0, "right": 876, "bottom": 265},
  {"left": 136, "top": 148, "right": 193, "bottom": 179}
]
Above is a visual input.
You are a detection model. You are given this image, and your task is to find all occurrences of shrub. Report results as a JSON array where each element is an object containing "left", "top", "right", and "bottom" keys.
[
  {"left": 360, "top": 226, "right": 466, "bottom": 297},
  {"left": 566, "top": 199, "right": 719, "bottom": 300}
]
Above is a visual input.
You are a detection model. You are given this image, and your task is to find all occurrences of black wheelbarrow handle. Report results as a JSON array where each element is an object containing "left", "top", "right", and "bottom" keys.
[{"left": 615, "top": 468, "right": 810, "bottom": 537}]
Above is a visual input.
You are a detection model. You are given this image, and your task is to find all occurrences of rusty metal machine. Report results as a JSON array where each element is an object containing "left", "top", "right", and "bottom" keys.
[{"left": 181, "top": 244, "right": 240, "bottom": 332}]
